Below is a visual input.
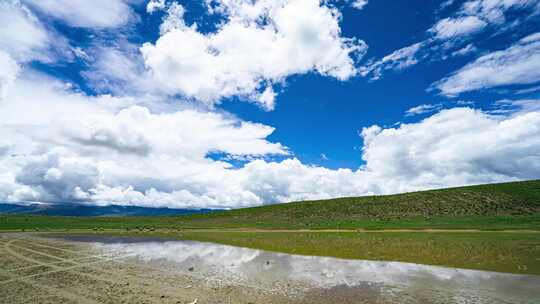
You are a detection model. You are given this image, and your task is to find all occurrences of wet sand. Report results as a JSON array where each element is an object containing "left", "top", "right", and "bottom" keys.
[{"left": 1, "top": 233, "right": 539, "bottom": 304}]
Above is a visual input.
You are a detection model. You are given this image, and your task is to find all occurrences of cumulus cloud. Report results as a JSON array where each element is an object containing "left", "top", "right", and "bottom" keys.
[
  {"left": 1, "top": 0, "right": 540, "bottom": 209},
  {"left": 159, "top": 2, "right": 185, "bottom": 34},
  {"left": 141, "top": 0, "right": 367, "bottom": 109},
  {"left": 434, "top": 32, "right": 540, "bottom": 96},
  {"left": 0, "top": 71, "right": 290, "bottom": 207},
  {"left": 360, "top": 107, "right": 540, "bottom": 192},
  {"left": 2, "top": 70, "right": 539, "bottom": 208},
  {"left": 15, "top": 152, "right": 100, "bottom": 203},
  {"left": 22, "top": 0, "right": 135, "bottom": 28},
  {"left": 2, "top": 73, "right": 287, "bottom": 158}
]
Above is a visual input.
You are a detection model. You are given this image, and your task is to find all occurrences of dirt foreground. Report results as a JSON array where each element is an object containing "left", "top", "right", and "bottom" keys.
[{"left": 0, "top": 233, "right": 379, "bottom": 304}]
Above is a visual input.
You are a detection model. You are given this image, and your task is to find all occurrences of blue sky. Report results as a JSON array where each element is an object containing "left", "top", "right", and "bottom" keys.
[{"left": 0, "top": 0, "right": 539, "bottom": 208}]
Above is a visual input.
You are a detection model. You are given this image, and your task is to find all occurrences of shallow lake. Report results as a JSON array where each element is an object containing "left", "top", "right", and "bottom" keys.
[{"left": 49, "top": 233, "right": 540, "bottom": 304}]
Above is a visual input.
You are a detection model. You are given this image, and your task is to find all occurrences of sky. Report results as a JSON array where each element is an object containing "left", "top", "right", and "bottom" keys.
[{"left": 0, "top": 0, "right": 539, "bottom": 209}]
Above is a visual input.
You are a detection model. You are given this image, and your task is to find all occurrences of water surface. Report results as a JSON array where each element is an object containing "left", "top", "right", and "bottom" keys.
[{"left": 50, "top": 234, "right": 540, "bottom": 304}]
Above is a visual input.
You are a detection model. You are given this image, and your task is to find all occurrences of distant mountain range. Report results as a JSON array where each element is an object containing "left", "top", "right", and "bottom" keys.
[{"left": 0, "top": 203, "right": 220, "bottom": 217}]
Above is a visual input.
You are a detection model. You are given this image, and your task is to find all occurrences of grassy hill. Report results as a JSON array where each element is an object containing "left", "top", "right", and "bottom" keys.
[{"left": 1, "top": 180, "right": 540, "bottom": 231}]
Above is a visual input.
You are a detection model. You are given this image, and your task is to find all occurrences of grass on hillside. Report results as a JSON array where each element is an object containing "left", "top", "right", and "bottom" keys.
[{"left": 1, "top": 180, "right": 539, "bottom": 231}]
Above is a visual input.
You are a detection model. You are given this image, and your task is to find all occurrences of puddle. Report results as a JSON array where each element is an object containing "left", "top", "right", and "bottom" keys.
[{"left": 47, "top": 234, "right": 540, "bottom": 303}]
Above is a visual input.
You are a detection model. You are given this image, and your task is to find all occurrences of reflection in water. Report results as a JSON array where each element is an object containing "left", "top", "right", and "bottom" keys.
[{"left": 58, "top": 235, "right": 540, "bottom": 303}]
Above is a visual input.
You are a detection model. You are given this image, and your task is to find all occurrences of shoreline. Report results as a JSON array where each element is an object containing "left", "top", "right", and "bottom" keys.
[{"left": 2, "top": 227, "right": 540, "bottom": 234}]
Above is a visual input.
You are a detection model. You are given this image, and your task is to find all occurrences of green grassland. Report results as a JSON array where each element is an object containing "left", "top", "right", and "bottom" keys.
[{"left": 1, "top": 180, "right": 540, "bottom": 231}]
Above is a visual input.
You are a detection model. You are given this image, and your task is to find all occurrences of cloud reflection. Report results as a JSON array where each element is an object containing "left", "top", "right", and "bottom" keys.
[{"left": 76, "top": 237, "right": 540, "bottom": 303}]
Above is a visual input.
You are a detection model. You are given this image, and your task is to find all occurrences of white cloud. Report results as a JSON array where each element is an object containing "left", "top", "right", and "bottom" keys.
[
  {"left": 519, "top": 32, "right": 540, "bottom": 43},
  {"left": 360, "top": 42, "right": 423, "bottom": 80},
  {"left": 0, "top": 51, "right": 19, "bottom": 98},
  {"left": 451, "top": 43, "right": 477, "bottom": 57},
  {"left": 1, "top": 0, "right": 540, "bottom": 209},
  {"left": 23, "top": 0, "right": 135, "bottom": 28},
  {"left": 2, "top": 73, "right": 287, "bottom": 159},
  {"left": 2, "top": 70, "right": 539, "bottom": 208},
  {"left": 514, "top": 85, "right": 540, "bottom": 95},
  {"left": 146, "top": 0, "right": 166, "bottom": 13},
  {"left": 204, "top": 0, "right": 285, "bottom": 20},
  {"left": 405, "top": 104, "right": 443, "bottom": 116},
  {"left": 351, "top": 0, "right": 368, "bottom": 10},
  {"left": 0, "top": 1, "right": 51, "bottom": 62},
  {"left": 492, "top": 98, "right": 540, "bottom": 115},
  {"left": 429, "top": 16, "right": 487, "bottom": 40},
  {"left": 434, "top": 32, "right": 540, "bottom": 96},
  {"left": 141, "top": 0, "right": 367, "bottom": 110},
  {"left": 159, "top": 2, "right": 186, "bottom": 34},
  {"left": 360, "top": 0, "right": 538, "bottom": 80},
  {"left": 0, "top": 70, "right": 289, "bottom": 207},
  {"left": 461, "top": 0, "right": 538, "bottom": 24},
  {"left": 257, "top": 86, "right": 277, "bottom": 110},
  {"left": 360, "top": 107, "right": 540, "bottom": 192},
  {"left": 438, "top": 0, "right": 456, "bottom": 11},
  {"left": 72, "top": 47, "right": 91, "bottom": 61},
  {"left": 455, "top": 99, "right": 475, "bottom": 106},
  {"left": 81, "top": 44, "right": 151, "bottom": 96}
]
